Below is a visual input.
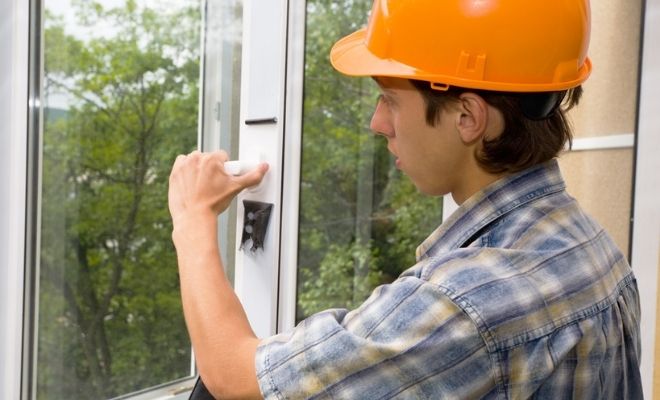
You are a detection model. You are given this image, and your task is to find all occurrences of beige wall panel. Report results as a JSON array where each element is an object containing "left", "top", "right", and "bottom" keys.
[
  {"left": 569, "top": 0, "right": 642, "bottom": 138},
  {"left": 557, "top": 149, "right": 633, "bottom": 254}
]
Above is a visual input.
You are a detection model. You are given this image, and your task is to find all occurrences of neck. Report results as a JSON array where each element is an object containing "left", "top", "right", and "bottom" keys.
[{"left": 451, "top": 162, "right": 509, "bottom": 205}]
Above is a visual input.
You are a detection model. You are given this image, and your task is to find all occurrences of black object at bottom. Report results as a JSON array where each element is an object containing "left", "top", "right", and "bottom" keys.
[{"left": 189, "top": 377, "right": 215, "bottom": 400}]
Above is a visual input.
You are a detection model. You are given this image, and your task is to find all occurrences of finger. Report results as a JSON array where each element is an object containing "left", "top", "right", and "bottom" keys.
[
  {"left": 169, "top": 155, "right": 187, "bottom": 188},
  {"left": 206, "top": 150, "right": 230, "bottom": 172},
  {"left": 186, "top": 150, "right": 202, "bottom": 166},
  {"left": 168, "top": 156, "right": 187, "bottom": 215},
  {"left": 214, "top": 149, "right": 229, "bottom": 162},
  {"left": 174, "top": 154, "right": 186, "bottom": 165},
  {"left": 234, "top": 162, "right": 269, "bottom": 189},
  {"left": 170, "top": 154, "right": 187, "bottom": 177}
]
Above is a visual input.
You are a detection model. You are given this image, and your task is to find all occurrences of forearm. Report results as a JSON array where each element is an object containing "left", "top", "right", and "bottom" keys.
[{"left": 173, "top": 212, "right": 261, "bottom": 399}]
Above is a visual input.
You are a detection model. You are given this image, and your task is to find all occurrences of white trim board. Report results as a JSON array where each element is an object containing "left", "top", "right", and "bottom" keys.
[{"left": 569, "top": 133, "right": 635, "bottom": 151}]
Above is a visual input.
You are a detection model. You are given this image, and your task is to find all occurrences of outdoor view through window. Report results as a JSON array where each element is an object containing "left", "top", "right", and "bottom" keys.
[
  {"left": 36, "top": 1, "right": 200, "bottom": 398},
  {"left": 295, "top": 0, "right": 444, "bottom": 321}
]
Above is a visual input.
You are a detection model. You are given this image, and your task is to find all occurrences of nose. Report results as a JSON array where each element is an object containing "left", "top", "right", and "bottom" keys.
[{"left": 370, "top": 96, "right": 394, "bottom": 137}]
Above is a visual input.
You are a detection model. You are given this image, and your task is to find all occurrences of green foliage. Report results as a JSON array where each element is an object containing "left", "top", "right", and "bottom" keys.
[
  {"left": 37, "top": 1, "right": 199, "bottom": 398},
  {"left": 295, "top": 0, "right": 443, "bottom": 321},
  {"left": 298, "top": 242, "right": 382, "bottom": 316}
]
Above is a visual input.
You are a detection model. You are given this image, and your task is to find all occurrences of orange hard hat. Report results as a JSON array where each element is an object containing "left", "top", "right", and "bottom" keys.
[{"left": 330, "top": 0, "right": 592, "bottom": 92}]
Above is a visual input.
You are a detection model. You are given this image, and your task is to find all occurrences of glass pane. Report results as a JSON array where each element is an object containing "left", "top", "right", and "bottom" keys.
[
  {"left": 295, "top": 1, "right": 443, "bottom": 322},
  {"left": 37, "top": 1, "right": 201, "bottom": 398},
  {"left": 205, "top": 0, "right": 243, "bottom": 285}
]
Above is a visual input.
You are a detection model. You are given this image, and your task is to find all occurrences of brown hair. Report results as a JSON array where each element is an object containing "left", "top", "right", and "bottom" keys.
[{"left": 410, "top": 80, "right": 583, "bottom": 174}]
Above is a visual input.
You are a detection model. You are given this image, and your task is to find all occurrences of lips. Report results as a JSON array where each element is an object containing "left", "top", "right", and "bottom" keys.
[{"left": 387, "top": 145, "right": 401, "bottom": 168}]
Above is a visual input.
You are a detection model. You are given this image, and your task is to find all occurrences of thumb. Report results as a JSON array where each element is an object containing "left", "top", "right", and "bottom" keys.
[{"left": 235, "top": 162, "right": 269, "bottom": 189}]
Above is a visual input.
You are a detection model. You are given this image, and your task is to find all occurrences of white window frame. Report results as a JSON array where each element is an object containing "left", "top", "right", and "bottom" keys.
[
  {"left": 0, "top": 0, "right": 30, "bottom": 398},
  {"left": 276, "top": 0, "right": 306, "bottom": 332},
  {"left": 634, "top": 0, "right": 660, "bottom": 397},
  {"left": 229, "top": 0, "right": 290, "bottom": 339}
]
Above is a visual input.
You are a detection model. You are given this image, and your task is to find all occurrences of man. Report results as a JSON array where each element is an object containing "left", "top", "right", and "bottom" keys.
[{"left": 168, "top": 0, "right": 642, "bottom": 398}]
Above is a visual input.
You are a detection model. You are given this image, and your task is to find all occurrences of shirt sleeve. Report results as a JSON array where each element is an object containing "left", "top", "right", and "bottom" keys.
[{"left": 255, "top": 276, "right": 495, "bottom": 399}]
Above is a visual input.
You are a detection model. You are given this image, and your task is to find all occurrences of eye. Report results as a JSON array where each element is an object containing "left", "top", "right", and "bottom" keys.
[{"left": 376, "top": 93, "right": 394, "bottom": 108}]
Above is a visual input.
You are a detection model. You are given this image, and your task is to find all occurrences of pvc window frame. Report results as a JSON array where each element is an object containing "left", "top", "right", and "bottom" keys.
[
  {"left": 0, "top": 0, "right": 30, "bottom": 399},
  {"left": 633, "top": 0, "right": 660, "bottom": 397}
]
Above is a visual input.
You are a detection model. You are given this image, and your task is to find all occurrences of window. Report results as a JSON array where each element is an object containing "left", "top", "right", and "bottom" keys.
[
  {"left": 26, "top": 0, "right": 245, "bottom": 397},
  {"left": 31, "top": 1, "right": 201, "bottom": 398}
]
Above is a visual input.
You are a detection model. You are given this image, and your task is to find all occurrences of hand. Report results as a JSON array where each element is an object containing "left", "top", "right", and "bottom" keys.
[{"left": 168, "top": 150, "right": 269, "bottom": 224}]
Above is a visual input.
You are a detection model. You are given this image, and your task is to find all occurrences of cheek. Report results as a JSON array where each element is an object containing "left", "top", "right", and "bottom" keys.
[{"left": 410, "top": 128, "right": 461, "bottom": 175}]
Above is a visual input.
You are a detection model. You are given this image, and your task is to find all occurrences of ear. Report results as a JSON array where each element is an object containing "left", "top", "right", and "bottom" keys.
[{"left": 455, "top": 92, "right": 489, "bottom": 144}]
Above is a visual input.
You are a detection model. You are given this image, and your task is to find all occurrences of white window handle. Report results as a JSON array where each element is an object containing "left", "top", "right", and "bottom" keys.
[{"left": 224, "top": 160, "right": 260, "bottom": 176}]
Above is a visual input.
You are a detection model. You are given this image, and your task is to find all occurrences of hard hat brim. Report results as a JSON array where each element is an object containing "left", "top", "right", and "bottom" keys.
[
  {"left": 330, "top": 28, "right": 592, "bottom": 92},
  {"left": 330, "top": 29, "right": 420, "bottom": 79}
]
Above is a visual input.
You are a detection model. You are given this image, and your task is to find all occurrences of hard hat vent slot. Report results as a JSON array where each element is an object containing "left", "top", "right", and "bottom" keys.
[
  {"left": 430, "top": 82, "right": 450, "bottom": 91},
  {"left": 457, "top": 51, "right": 486, "bottom": 80}
]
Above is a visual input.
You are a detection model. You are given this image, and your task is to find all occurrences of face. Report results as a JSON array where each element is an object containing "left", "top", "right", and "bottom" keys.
[{"left": 370, "top": 77, "right": 471, "bottom": 196}]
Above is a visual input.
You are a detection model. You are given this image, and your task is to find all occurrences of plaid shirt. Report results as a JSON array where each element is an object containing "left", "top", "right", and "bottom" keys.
[{"left": 256, "top": 160, "right": 642, "bottom": 399}]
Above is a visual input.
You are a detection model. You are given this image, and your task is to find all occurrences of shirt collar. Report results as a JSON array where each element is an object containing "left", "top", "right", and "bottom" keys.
[{"left": 416, "top": 160, "right": 566, "bottom": 261}]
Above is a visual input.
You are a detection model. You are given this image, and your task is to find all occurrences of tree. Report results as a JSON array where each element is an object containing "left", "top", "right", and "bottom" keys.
[
  {"left": 296, "top": 0, "right": 444, "bottom": 319},
  {"left": 38, "top": 1, "right": 200, "bottom": 398}
]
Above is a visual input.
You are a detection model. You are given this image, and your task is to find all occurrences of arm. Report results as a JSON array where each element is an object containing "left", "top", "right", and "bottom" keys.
[{"left": 168, "top": 150, "right": 269, "bottom": 399}]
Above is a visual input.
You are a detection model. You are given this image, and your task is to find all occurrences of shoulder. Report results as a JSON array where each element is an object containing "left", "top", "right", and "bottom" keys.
[{"left": 415, "top": 225, "right": 634, "bottom": 352}]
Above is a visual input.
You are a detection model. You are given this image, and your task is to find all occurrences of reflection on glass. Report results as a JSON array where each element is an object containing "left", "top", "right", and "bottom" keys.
[
  {"left": 296, "top": 1, "right": 443, "bottom": 322},
  {"left": 38, "top": 1, "right": 200, "bottom": 398},
  {"left": 206, "top": 0, "right": 244, "bottom": 285}
]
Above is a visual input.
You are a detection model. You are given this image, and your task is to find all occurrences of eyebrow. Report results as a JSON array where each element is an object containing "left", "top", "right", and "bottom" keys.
[{"left": 371, "top": 77, "right": 397, "bottom": 97}]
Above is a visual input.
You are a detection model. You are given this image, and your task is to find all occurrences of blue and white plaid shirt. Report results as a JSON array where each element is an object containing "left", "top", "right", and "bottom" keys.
[{"left": 256, "top": 160, "right": 642, "bottom": 399}]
